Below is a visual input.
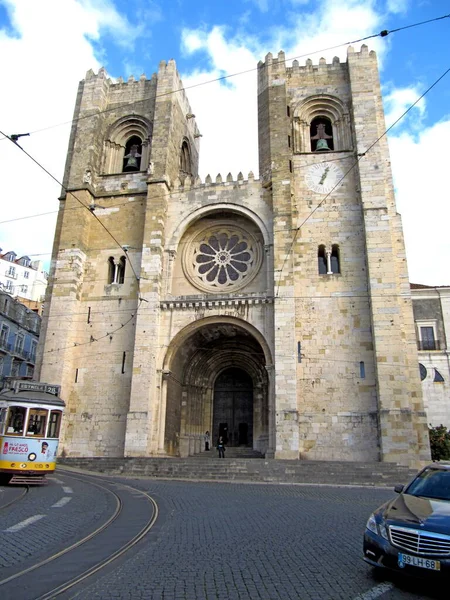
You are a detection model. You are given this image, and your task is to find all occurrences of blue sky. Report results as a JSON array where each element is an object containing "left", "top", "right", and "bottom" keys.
[{"left": 0, "top": 0, "right": 449, "bottom": 285}]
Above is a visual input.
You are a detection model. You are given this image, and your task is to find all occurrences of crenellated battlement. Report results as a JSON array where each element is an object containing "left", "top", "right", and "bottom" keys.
[
  {"left": 172, "top": 171, "right": 259, "bottom": 191},
  {"left": 258, "top": 45, "right": 377, "bottom": 79}
]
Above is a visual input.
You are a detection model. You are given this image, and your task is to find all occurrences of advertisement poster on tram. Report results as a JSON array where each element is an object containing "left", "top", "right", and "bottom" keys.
[{"left": 1, "top": 438, "right": 58, "bottom": 465}]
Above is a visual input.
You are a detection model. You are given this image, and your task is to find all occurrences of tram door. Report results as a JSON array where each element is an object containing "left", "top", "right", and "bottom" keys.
[{"left": 213, "top": 368, "right": 253, "bottom": 447}]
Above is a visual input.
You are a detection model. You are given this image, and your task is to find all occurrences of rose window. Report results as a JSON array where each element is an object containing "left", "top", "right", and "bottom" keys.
[{"left": 184, "top": 225, "right": 262, "bottom": 292}]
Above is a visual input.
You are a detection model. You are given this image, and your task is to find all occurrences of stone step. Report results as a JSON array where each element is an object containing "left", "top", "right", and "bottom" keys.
[{"left": 58, "top": 457, "right": 419, "bottom": 487}]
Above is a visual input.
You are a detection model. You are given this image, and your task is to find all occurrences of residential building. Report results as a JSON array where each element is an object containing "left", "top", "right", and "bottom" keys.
[
  {"left": 0, "top": 289, "right": 40, "bottom": 387},
  {"left": 411, "top": 284, "right": 450, "bottom": 429},
  {"left": 0, "top": 249, "right": 48, "bottom": 302}
]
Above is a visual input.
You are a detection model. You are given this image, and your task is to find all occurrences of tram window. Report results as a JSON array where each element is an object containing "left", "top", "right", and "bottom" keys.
[
  {"left": 27, "top": 409, "right": 48, "bottom": 436},
  {"left": 0, "top": 408, "right": 7, "bottom": 434},
  {"left": 48, "top": 411, "right": 62, "bottom": 438},
  {"left": 6, "top": 406, "right": 26, "bottom": 435}
]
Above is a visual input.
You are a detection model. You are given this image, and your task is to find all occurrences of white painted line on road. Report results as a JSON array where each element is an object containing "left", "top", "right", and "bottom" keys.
[
  {"left": 62, "top": 486, "right": 73, "bottom": 494},
  {"left": 352, "top": 583, "right": 393, "bottom": 600},
  {"left": 5, "top": 514, "right": 45, "bottom": 532},
  {"left": 49, "top": 477, "right": 64, "bottom": 484},
  {"left": 52, "top": 496, "right": 72, "bottom": 508}
]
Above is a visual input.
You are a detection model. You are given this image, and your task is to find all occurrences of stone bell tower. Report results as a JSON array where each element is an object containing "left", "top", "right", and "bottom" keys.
[
  {"left": 257, "top": 46, "right": 430, "bottom": 466},
  {"left": 37, "top": 60, "right": 201, "bottom": 456}
]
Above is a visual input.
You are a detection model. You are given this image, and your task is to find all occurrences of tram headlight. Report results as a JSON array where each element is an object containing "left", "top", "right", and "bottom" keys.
[{"left": 28, "top": 453, "right": 37, "bottom": 461}]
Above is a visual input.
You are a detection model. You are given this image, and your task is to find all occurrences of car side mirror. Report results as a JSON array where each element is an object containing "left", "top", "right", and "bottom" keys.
[{"left": 394, "top": 484, "right": 404, "bottom": 493}]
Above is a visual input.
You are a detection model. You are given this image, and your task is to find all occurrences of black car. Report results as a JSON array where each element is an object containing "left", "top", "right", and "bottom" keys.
[{"left": 363, "top": 463, "right": 450, "bottom": 576}]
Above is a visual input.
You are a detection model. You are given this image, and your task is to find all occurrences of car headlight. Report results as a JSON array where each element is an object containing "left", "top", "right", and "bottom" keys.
[
  {"left": 378, "top": 521, "right": 389, "bottom": 540},
  {"left": 366, "top": 513, "right": 389, "bottom": 540},
  {"left": 366, "top": 513, "right": 378, "bottom": 534}
]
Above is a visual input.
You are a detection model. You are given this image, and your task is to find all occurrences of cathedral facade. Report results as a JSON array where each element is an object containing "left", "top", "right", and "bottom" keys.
[{"left": 37, "top": 46, "right": 430, "bottom": 466}]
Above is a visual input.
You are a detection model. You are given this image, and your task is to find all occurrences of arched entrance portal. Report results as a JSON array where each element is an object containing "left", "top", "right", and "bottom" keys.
[
  {"left": 214, "top": 368, "right": 253, "bottom": 447},
  {"left": 162, "top": 318, "right": 271, "bottom": 457}
]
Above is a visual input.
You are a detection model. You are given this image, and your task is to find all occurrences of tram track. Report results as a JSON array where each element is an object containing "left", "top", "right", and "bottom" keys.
[
  {"left": 0, "top": 484, "right": 28, "bottom": 511},
  {"left": 0, "top": 470, "right": 158, "bottom": 600}
]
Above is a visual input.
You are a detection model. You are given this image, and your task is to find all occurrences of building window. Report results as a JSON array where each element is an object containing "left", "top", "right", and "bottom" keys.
[
  {"left": 0, "top": 356, "right": 3, "bottom": 376},
  {"left": 117, "top": 256, "right": 126, "bottom": 284},
  {"left": 0, "top": 323, "right": 9, "bottom": 347},
  {"left": 359, "top": 361, "right": 365, "bottom": 379},
  {"left": 310, "top": 116, "right": 334, "bottom": 152},
  {"left": 11, "top": 359, "right": 20, "bottom": 377},
  {"left": 4, "top": 252, "right": 16, "bottom": 262},
  {"left": 5, "top": 280, "right": 13, "bottom": 292},
  {"left": 108, "top": 257, "right": 115, "bottom": 284},
  {"left": 107, "top": 256, "right": 126, "bottom": 285},
  {"left": 318, "top": 244, "right": 340, "bottom": 275},
  {"left": 20, "top": 285, "right": 28, "bottom": 294},
  {"left": 123, "top": 135, "right": 142, "bottom": 171},
  {"left": 419, "top": 363, "right": 427, "bottom": 381},
  {"left": 420, "top": 326, "right": 436, "bottom": 351},
  {"left": 26, "top": 365, "right": 34, "bottom": 378},
  {"left": 30, "top": 340, "right": 37, "bottom": 362},
  {"left": 6, "top": 266, "right": 16, "bottom": 277},
  {"left": 24, "top": 271, "right": 29, "bottom": 279},
  {"left": 15, "top": 334, "right": 24, "bottom": 354},
  {"left": 180, "top": 140, "right": 191, "bottom": 175},
  {"left": 318, "top": 245, "right": 327, "bottom": 274},
  {"left": 330, "top": 245, "right": 340, "bottom": 274},
  {"left": 434, "top": 369, "right": 444, "bottom": 383}
]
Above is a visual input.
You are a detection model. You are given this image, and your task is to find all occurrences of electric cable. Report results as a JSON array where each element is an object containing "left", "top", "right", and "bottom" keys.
[
  {"left": 0, "top": 128, "right": 141, "bottom": 285},
  {"left": 274, "top": 64, "right": 450, "bottom": 297},
  {"left": 0, "top": 12, "right": 448, "bottom": 142}
]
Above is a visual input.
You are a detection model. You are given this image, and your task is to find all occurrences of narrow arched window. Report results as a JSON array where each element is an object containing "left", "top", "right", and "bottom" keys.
[
  {"left": 123, "top": 136, "right": 142, "bottom": 172},
  {"left": 318, "top": 245, "right": 327, "bottom": 275},
  {"left": 310, "top": 117, "right": 333, "bottom": 152},
  {"left": 117, "top": 256, "right": 126, "bottom": 284},
  {"left": 108, "top": 257, "right": 115, "bottom": 284},
  {"left": 180, "top": 140, "right": 191, "bottom": 175},
  {"left": 331, "top": 244, "right": 340, "bottom": 274}
]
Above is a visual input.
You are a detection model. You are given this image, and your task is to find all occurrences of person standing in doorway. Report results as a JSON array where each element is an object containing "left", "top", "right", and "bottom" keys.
[
  {"left": 217, "top": 436, "right": 226, "bottom": 458},
  {"left": 204, "top": 431, "right": 210, "bottom": 451}
]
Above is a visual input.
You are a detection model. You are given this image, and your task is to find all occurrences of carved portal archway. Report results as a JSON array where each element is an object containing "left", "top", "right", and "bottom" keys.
[{"left": 161, "top": 319, "right": 272, "bottom": 457}]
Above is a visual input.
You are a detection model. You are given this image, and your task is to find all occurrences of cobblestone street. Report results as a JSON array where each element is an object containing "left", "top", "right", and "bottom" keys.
[{"left": 0, "top": 475, "right": 447, "bottom": 600}]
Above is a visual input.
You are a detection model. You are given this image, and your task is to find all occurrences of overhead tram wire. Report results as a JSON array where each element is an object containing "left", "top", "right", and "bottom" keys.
[
  {"left": 0, "top": 154, "right": 351, "bottom": 228},
  {"left": 0, "top": 12, "right": 448, "bottom": 143},
  {"left": 274, "top": 63, "right": 450, "bottom": 298},
  {"left": 0, "top": 129, "right": 141, "bottom": 285}
]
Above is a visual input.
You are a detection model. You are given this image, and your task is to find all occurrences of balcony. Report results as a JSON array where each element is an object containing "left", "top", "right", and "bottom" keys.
[
  {"left": 417, "top": 340, "right": 441, "bottom": 351},
  {"left": 5, "top": 271, "right": 18, "bottom": 279}
]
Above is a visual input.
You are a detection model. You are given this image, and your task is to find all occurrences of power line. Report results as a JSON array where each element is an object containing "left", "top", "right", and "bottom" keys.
[
  {"left": 1, "top": 13, "right": 448, "bottom": 143},
  {"left": 274, "top": 64, "right": 450, "bottom": 297},
  {"left": 0, "top": 129, "right": 141, "bottom": 284}
]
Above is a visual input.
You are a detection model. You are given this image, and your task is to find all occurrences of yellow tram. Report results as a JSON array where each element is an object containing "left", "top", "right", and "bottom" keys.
[{"left": 0, "top": 380, "right": 65, "bottom": 484}]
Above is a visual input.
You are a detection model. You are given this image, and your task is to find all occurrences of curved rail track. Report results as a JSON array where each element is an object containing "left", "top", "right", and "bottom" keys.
[
  {"left": 0, "top": 470, "right": 158, "bottom": 600},
  {"left": 0, "top": 484, "right": 28, "bottom": 511}
]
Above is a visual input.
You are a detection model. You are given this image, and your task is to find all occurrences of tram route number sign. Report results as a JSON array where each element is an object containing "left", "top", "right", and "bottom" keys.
[{"left": 13, "top": 381, "right": 61, "bottom": 396}]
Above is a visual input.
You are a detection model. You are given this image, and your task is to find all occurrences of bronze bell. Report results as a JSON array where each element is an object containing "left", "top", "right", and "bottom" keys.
[
  {"left": 315, "top": 138, "right": 331, "bottom": 151},
  {"left": 124, "top": 144, "right": 141, "bottom": 171}
]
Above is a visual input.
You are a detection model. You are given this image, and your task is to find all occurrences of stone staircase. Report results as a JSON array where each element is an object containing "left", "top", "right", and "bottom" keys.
[{"left": 58, "top": 455, "right": 420, "bottom": 487}]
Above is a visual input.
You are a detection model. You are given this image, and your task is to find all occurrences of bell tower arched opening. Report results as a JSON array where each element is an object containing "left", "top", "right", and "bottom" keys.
[{"left": 161, "top": 318, "right": 272, "bottom": 458}]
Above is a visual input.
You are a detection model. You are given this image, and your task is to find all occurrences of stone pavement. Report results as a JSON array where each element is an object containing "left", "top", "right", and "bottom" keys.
[{"left": 62, "top": 478, "right": 444, "bottom": 600}]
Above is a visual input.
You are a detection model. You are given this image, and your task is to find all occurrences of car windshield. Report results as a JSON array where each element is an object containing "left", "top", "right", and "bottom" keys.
[{"left": 406, "top": 468, "right": 450, "bottom": 500}]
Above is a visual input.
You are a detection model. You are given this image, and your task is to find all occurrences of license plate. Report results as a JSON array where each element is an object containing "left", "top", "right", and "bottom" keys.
[{"left": 398, "top": 553, "right": 440, "bottom": 571}]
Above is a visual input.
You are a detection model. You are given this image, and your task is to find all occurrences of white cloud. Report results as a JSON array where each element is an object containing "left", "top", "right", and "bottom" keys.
[
  {"left": 386, "top": 0, "right": 409, "bottom": 14},
  {"left": 384, "top": 86, "right": 426, "bottom": 130},
  {"left": 0, "top": 0, "right": 142, "bottom": 267},
  {"left": 388, "top": 119, "right": 450, "bottom": 285},
  {"left": 181, "top": 1, "right": 386, "bottom": 179}
]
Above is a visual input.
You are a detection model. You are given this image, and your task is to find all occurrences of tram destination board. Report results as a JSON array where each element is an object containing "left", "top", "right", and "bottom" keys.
[{"left": 12, "top": 381, "right": 61, "bottom": 396}]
